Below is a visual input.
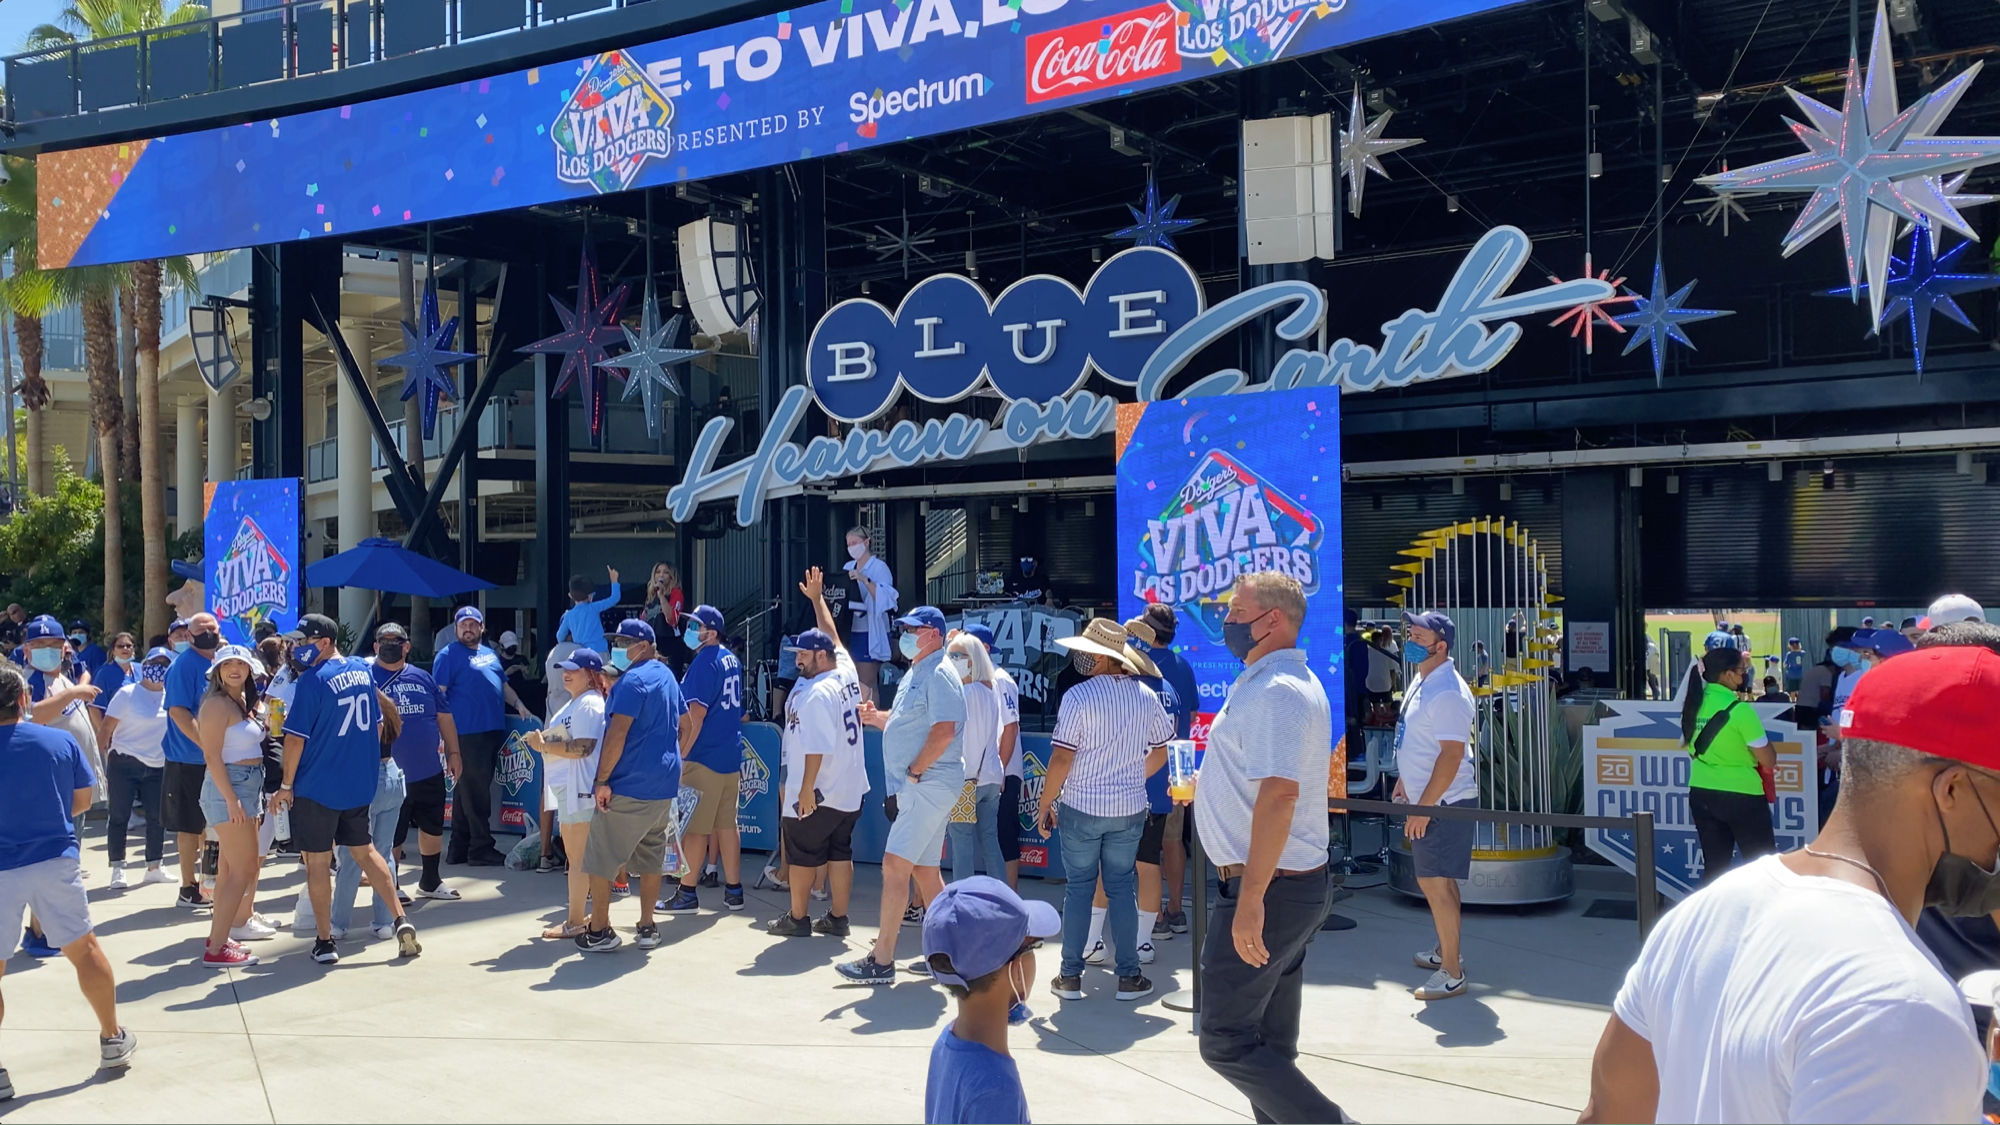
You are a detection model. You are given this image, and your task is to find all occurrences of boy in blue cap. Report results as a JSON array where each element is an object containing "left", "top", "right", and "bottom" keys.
[{"left": 923, "top": 876, "right": 1059, "bottom": 1125}]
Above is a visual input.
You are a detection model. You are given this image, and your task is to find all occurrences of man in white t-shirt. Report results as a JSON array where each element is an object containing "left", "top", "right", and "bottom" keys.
[
  {"left": 1582, "top": 633, "right": 2000, "bottom": 1125},
  {"left": 1394, "top": 610, "right": 1479, "bottom": 1002},
  {"left": 767, "top": 567, "right": 870, "bottom": 938}
]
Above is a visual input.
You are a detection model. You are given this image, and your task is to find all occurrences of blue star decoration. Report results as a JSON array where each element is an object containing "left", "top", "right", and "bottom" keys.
[
  {"left": 1113, "top": 178, "right": 1201, "bottom": 251},
  {"left": 1825, "top": 225, "right": 2000, "bottom": 374},
  {"left": 378, "top": 278, "right": 476, "bottom": 440},
  {"left": 596, "top": 284, "right": 707, "bottom": 439},
  {"left": 1612, "top": 263, "right": 1734, "bottom": 383},
  {"left": 520, "top": 244, "right": 630, "bottom": 438}
]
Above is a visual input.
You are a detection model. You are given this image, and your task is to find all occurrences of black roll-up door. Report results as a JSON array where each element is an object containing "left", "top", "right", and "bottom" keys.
[{"left": 1342, "top": 475, "right": 1564, "bottom": 605}]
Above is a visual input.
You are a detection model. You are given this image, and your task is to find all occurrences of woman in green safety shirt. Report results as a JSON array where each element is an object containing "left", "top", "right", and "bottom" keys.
[{"left": 1679, "top": 645, "right": 1776, "bottom": 884}]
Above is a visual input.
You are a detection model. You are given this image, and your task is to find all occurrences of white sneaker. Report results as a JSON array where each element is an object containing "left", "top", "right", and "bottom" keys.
[
  {"left": 107, "top": 867, "right": 129, "bottom": 890},
  {"left": 1414, "top": 968, "right": 1468, "bottom": 1001},
  {"left": 1414, "top": 946, "right": 1442, "bottom": 971},
  {"left": 250, "top": 913, "right": 283, "bottom": 931},
  {"left": 1137, "top": 941, "right": 1156, "bottom": 965},
  {"left": 228, "top": 919, "right": 278, "bottom": 942},
  {"left": 141, "top": 867, "right": 174, "bottom": 885},
  {"left": 1082, "top": 940, "right": 1108, "bottom": 966},
  {"left": 371, "top": 924, "right": 396, "bottom": 940},
  {"left": 811, "top": 885, "right": 830, "bottom": 901}
]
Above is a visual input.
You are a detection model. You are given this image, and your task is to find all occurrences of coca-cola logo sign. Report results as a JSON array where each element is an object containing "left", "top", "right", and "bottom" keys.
[{"left": 1024, "top": 2, "right": 1181, "bottom": 105}]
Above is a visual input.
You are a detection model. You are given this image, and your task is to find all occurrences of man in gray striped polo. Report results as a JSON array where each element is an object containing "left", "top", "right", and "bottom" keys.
[
  {"left": 1194, "top": 571, "right": 1344, "bottom": 1123},
  {"left": 1038, "top": 619, "right": 1174, "bottom": 1003}
]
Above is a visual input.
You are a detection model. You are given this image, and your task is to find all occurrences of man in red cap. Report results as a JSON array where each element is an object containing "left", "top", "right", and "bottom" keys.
[{"left": 1582, "top": 625, "right": 2000, "bottom": 1124}]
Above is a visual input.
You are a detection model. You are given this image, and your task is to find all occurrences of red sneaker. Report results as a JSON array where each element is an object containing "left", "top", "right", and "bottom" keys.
[{"left": 201, "top": 945, "right": 258, "bottom": 968}]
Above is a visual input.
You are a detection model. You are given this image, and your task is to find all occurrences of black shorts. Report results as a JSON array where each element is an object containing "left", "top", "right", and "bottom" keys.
[
  {"left": 783, "top": 805, "right": 861, "bottom": 868},
  {"left": 292, "top": 794, "right": 372, "bottom": 853},
  {"left": 998, "top": 775, "right": 1022, "bottom": 862},
  {"left": 161, "top": 761, "right": 209, "bottom": 835},
  {"left": 396, "top": 772, "right": 448, "bottom": 845},
  {"left": 1137, "top": 811, "right": 1169, "bottom": 866}
]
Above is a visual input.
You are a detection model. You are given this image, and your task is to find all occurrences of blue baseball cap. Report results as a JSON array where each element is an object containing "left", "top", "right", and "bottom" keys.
[
  {"left": 24, "top": 615, "right": 64, "bottom": 642},
  {"left": 142, "top": 646, "right": 175, "bottom": 665},
  {"left": 1848, "top": 628, "right": 1915, "bottom": 658},
  {"left": 612, "top": 618, "right": 655, "bottom": 644},
  {"left": 921, "top": 876, "right": 1060, "bottom": 990},
  {"left": 67, "top": 620, "right": 87, "bottom": 632},
  {"left": 1401, "top": 610, "right": 1455, "bottom": 648},
  {"left": 689, "top": 605, "right": 725, "bottom": 634},
  {"left": 453, "top": 605, "right": 484, "bottom": 625},
  {"left": 1787, "top": 636, "right": 1801, "bottom": 644},
  {"left": 169, "top": 618, "right": 190, "bottom": 632},
  {"left": 556, "top": 649, "right": 604, "bottom": 672},
  {"left": 962, "top": 622, "right": 996, "bottom": 652},
  {"left": 794, "top": 628, "right": 836, "bottom": 654},
  {"left": 895, "top": 606, "right": 948, "bottom": 633}
]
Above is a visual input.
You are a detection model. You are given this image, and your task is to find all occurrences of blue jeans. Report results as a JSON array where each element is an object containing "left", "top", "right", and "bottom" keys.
[
  {"left": 331, "top": 760, "right": 407, "bottom": 931},
  {"left": 948, "top": 783, "right": 1005, "bottom": 884},
  {"left": 1057, "top": 804, "right": 1146, "bottom": 978}
]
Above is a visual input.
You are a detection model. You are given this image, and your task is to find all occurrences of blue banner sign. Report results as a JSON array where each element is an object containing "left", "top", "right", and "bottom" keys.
[
  {"left": 46, "top": 0, "right": 1533, "bottom": 267},
  {"left": 203, "top": 479, "right": 303, "bottom": 646},
  {"left": 667, "top": 227, "right": 1613, "bottom": 524}
]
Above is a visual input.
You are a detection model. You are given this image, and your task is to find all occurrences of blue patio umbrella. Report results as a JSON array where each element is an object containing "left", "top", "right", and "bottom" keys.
[{"left": 305, "top": 538, "right": 495, "bottom": 598}]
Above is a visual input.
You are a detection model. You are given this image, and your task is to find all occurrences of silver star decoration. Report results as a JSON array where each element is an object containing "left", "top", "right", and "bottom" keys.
[
  {"left": 1612, "top": 263, "right": 1735, "bottom": 384},
  {"left": 1691, "top": 190, "right": 1751, "bottom": 236},
  {"left": 596, "top": 284, "right": 706, "bottom": 439},
  {"left": 868, "top": 208, "right": 938, "bottom": 278},
  {"left": 1825, "top": 226, "right": 2000, "bottom": 374},
  {"left": 1696, "top": 1, "right": 2000, "bottom": 328},
  {"left": 1339, "top": 85, "right": 1425, "bottom": 218},
  {"left": 1901, "top": 171, "right": 1997, "bottom": 245}
]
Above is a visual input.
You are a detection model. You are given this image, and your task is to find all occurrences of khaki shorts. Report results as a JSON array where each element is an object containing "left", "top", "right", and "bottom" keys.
[
  {"left": 581, "top": 793, "right": 674, "bottom": 881},
  {"left": 680, "top": 760, "right": 741, "bottom": 837}
]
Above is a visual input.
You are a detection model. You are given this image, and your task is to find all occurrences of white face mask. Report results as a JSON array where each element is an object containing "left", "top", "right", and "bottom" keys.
[{"left": 847, "top": 542, "right": 867, "bottom": 560}]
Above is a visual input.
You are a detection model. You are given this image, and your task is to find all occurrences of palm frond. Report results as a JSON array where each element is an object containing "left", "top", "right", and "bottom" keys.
[
  {"left": 21, "top": 24, "right": 79, "bottom": 50},
  {"left": 161, "top": 256, "right": 199, "bottom": 294}
]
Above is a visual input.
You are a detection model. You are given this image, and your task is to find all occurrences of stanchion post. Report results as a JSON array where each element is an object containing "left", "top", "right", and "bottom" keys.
[
  {"left": 1633, "top": 811, "right": 1658, "bottom": 938},
  {"left": 1162, "top": 828, "right": 1206, "bottom": 1022}
]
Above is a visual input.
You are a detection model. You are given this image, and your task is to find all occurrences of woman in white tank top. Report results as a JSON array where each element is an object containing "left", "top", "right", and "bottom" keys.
[{"left": 195, "top": 646, "right": 272, "bottom": 966}]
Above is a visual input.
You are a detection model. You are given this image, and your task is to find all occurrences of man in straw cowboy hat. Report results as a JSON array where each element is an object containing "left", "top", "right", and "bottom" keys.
[{"left": 1038, "top": 618, "right": 1175, "bottom": 1003}]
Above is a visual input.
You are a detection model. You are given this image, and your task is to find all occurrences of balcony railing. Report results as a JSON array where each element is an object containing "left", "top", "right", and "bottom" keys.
[
  {"left": 305, "top": 392, "right": 682, "bottom": 483},
  {"left": 5, "top": 0, "right": 641, "bottom": 125}
]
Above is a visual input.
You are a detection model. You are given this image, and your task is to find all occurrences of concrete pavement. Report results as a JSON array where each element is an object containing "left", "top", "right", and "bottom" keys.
[{"left": 0, "top": 835, "right": 1636, "bottom": 1123}]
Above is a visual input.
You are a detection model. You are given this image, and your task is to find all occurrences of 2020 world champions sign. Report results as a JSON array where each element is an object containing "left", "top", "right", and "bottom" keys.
[{"left": 1582, "top": 699, "right": 1817, "bottom": 899}]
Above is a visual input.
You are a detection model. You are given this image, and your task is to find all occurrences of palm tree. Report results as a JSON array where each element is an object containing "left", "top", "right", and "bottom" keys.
[
  {"left": 0, "top": 154, "right": 54, "bottom": 498},
  {"left": 131, "top": 256, "right": 197, "bottom": 641},
  {"left": 25, "top": 0, "right": 209, "bottom": 50},
  {"left": 78, "top": 267, "right": 129, "bottom": 633}
]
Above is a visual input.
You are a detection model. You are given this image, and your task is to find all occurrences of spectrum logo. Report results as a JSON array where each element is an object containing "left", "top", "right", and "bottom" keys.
[
  {"left": 848, "top": 72, "right": 989, "bottom": 130},
  {"left": 1025, "top": 3, "right": 1180, "bottom": 105}
]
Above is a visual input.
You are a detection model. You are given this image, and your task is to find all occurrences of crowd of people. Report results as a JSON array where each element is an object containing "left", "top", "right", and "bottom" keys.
[{"left": 11, "top": 560, "right": 2000, "bottom": 1123}]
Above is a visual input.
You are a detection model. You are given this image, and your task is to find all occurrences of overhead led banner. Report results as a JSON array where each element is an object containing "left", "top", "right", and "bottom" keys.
[{"left": 41, "top": 0, "right": 1531, "bottom": 268}]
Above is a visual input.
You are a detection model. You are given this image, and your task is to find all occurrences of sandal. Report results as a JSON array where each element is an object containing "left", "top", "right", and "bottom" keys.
[{"left": 542, "top": 921, "right": 587, "bottom": 940}]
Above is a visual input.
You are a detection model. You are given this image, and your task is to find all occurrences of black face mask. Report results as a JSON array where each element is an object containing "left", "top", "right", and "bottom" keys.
[
  {"left": 378, "top": 642, "right": 407, "bottom": 664},
  {"left": 1925, "top": 773, "right": 2000, "bottom": 916},
  {"left": 190, "top": 630, "right": 221, "bottom": 653}
]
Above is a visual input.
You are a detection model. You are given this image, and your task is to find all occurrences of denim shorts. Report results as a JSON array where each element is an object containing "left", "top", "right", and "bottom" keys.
[
  {"left": 544, "top": 780, "right": 597, "bottom": 827},
  {"left": 199, "top": 761, "right": 266, "bottom": 825},
  {"left": 885, "top": 773, "right": 959, "bottom": 867}
]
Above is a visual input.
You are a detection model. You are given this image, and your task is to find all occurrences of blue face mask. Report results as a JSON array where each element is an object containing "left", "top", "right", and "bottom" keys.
[
  {"left": 1832, "top": 647, "right": 1863, "bottom": 670},
  {"left": 28, "top": 647, "right": 62, "bottom": 672},
  {"left": 898, "top": 632, "right": 922, "bottom": 661},
  {"left": 610, "top": 646, "right": 633, "bottom": 671},
  {"left": 684, "top": 625, "right": 703, "bottom": 650},
  {"left": 172, "top": 640, "right": 191, "bottom": 653},
  {"left": 293, "top": 643, "right": 322, "bottom": 670},
  {"left": 1403, "top": 640, "right": 1433, "bottom": 665},
  {"left": 140, "top": 662, "right": 169, "bottom": 686},
  {"left": 114, "top": 654, "right": 133, "bottom": 667},
  {"left": 69, "top": 633, "right": 86, "bottom": 646}
]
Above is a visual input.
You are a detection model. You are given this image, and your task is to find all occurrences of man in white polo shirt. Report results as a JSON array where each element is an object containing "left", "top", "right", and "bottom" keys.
[
  {"left": 1395, "top": 610, "right": 1479, "bottom": 1003},
  {"left": 1038, "top": 618, "right": 1173, "bottom": 1003},
  {"left": 1193, "top": 571, "right": 1342, "bottom": 1124}
]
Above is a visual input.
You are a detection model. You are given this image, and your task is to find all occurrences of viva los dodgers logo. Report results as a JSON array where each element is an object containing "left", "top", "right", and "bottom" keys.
[
  {"left": 1171, "top": 0, "right": 1338, "bottom": 67},
  {"left": 212, "top": 516, "right": 292, "bottom": 632},
  {"left": 499, "top": 732, "right": 538, "bottom": 797},
  {"left": 1133, "top": 451, "right": 1323, "bottom": 638},
  {"left": 553, "top": 52, "right": 675, "bottom": 194},
  {"left": 737, "top": 737, "right": 770, "bottom": 809}
]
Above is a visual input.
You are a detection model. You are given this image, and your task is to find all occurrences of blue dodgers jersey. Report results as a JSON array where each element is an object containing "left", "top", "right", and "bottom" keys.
[
  {"left": 284, "top": 655, "right": 383, "bottom": 810},
  {"left": 604, "top": 658, "right": 684, "bottom": 801},
  {"left": 373, "top": 662, "right": 444, "bottom": 782},
  {"left": 161, "top": 648, "right": 212, "bottom": 764},
  {"left": 0, "top": 721, "right": 96, "bottom": 871},
  {"left": 431, "top": 641, "right": 507, "bottom": 734},
  {"left": 680, "top": 644, "right": 744, "bottom": 774}
]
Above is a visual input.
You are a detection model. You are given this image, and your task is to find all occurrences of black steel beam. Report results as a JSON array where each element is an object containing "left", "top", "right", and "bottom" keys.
[
  {"left": 397, "top": 262, "right": 522, "bottom": 552},
  {"left": 310, "top": 291, "right": 437, "bottom": 536},
  {"left": 5, "top": 0, "right": 788, "bottom": 155}
]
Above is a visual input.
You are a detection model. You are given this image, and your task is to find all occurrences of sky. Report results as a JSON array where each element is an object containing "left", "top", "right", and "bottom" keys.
[{"left": 0, "top": 0, "right": 68, "bottom": 56}]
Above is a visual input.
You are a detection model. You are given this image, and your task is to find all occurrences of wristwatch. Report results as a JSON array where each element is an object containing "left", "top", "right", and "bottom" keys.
[
  {"left": 906, "top": 769, "right": 923, "bottom": 782},
  {"left": 279, "top": 783, "right": 293, "bottom": 792}
]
